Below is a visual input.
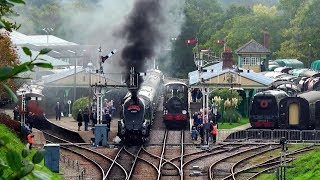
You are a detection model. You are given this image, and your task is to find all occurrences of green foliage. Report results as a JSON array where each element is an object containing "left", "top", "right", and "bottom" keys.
[
  {"left": 218, "top": 117, "right": 249, "bottom": 129},
  {"left": 0, "top": 124, "right": 52, "bottom": 179},
  {"left": 0, "top": 0, "right": 24, "bottom": 32},
  {"left": 0, "top": 46, "right": 52, "bottom": 102},
  {"left": 258, "top": 146, "right": 320, "bottom": 179},
  {"left": 209, "top": 88, "right": 242, "bottom": 123},
  {"left": 223, "top": 109, "right": 242, "bottom": 123},
  {"left": 72, "top": 97, "right": 89, "bottom": 119}
]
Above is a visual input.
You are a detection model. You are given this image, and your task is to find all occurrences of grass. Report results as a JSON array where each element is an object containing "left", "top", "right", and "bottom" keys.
[
  {"left": 0, "top": 124, "right": 60, "bottom": 179},
  {"left": 218, "top": 117, "right": 249, "bottom": 129},
  {"left": 257, "top": 146, "right": 320, "bottom": 180}
]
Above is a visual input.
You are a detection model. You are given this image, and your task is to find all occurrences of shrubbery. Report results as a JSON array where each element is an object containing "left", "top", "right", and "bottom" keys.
[{"left": 71, "top": 97, "right": 89, "bottom": 119}]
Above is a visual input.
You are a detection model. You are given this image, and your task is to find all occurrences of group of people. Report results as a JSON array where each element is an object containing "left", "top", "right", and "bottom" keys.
[
  {"left": 191, "top": 109, "right": 220, "bottom": 145},
  {"left": 191, "top": 88, "right": 203, "bottom": 102},
  {"left": 76, "top": 99, "right": 115, "bottom": 131}
]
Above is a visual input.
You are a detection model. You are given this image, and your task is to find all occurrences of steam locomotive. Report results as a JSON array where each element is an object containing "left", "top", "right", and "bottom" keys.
[
  {"left": 249, "top": 90, "right": 288, "bottom": 129},
  {"left": 163, "top": 81, "right": 189, "bottom": 129},
  {"left": 118, "top": 69, "right": 163, "bottom": 144}
]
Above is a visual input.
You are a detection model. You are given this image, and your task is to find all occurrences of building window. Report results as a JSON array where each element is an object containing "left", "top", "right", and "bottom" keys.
[
  {"left": 242, "top": 57, "right": 260, "bottom": 65},
  {"left": 251, "top": 57, "right": 260, "bottom": 65},
  {"left": 242, "top": 57, "right": 251, "bottom": 65}
]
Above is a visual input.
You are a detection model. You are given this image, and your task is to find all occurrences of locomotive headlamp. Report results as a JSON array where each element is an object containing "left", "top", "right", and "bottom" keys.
[
  {"left": 182, "top": 110, "right": 187, "bottom": 114},
  {"left": 142, "top": 129, "right": 147, "bottom": 135}
]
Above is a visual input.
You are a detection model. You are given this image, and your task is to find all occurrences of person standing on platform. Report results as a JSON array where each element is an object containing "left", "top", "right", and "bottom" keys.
[
  {"left": 105, "top": 108, "right": 112, "bottom": 129},
  {"left": 54, "top": 102, "right": 62, "bottom": 120},
  {"left": 191, "top": 126, "right": 199, "bottom": 141},
  {"left": 210, "top": 121, "right": 218, "bottom": 144},
  {"left": 90, "top": 109, "right": 97, "bottom": 127},
  {"left": 27, "top": 130, "right": 34, "bottom": 150},
  {"left": 77, "top": 109, "right": 83, "bottom": 131},
  {"left": 83, "top": 107, "right": 90, "bottom": 131},
  {"left": 198, "top": 124, "right": 204, "bottom": 145},
  {"left": 192, "top": 112, "right": 198, "bottom": 126}
]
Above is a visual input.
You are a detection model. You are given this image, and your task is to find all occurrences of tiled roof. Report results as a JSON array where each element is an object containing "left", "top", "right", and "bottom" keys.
[
  {"left": 235, "top": 39, "right": 271, "bottom": 54},
  {"left": 188, "top": 62, "right": 273, "bottom": 86}
]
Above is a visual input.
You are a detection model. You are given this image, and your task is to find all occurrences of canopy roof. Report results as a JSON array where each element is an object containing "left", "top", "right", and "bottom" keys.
[
  {"left": 311, "top": 60, "right": 320, "bottom": 70},
  {"left": 274, "top": 59, "right": 304, "bottom": 68}
]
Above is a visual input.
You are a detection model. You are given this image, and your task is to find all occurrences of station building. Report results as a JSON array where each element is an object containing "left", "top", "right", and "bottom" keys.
[{"left": 188, "top": 39, "right": 273, "bottom": 117}]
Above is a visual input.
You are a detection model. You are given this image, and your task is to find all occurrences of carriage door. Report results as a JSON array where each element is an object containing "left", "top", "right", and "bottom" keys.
[{"left": 289, "top": 103, "right": 299, "bottom": 125}]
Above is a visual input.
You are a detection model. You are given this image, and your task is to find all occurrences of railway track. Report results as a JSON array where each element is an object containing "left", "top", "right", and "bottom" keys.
[
  {"left": 42, "top": 128, "right": 316, "bottom": 180},
  {"left": 43, "top": 131, "right": 126, "bottom": 180}
]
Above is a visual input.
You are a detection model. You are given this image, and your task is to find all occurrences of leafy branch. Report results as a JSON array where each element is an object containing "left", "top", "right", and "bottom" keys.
[
  {"left": 0, "top": 136, "right": 50, "bottom": 180},
  {"left": 0, "top": 47, "right": 53, "bottom": 102}
]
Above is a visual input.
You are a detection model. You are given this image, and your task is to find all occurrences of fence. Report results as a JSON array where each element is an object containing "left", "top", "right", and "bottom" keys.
[
  {"left": 218, "top": 129, "right": 320, "bottom": 143},
  {"left": 60, "top": 155, "right": 90, "bottom": 180}
]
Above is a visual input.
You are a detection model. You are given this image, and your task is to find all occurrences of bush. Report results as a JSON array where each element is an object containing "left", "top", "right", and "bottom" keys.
[
  {"left": 71, "top": 97, "right": 89, "bottom": 119},
  {"left": 222, "top": 109, "right": 242, "bottom": 123}
]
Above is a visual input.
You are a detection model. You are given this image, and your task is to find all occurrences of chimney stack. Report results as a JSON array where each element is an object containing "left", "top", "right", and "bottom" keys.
[
  {"left": 222, "top": 52, "right": 233, "bottom": 69},
  {"left": 264, "top": 32, "right": 269, "bottom": 49}
]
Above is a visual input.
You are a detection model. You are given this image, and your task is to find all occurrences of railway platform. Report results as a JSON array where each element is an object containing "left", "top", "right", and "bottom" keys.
[{"left": 46, "top": 116, "right": 119, "bottom": 144}]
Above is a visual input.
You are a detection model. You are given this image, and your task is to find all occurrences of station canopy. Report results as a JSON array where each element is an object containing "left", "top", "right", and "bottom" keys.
[
  {"left": 274, "top": 59, "right": 304, "bottom": 69},
  {"left": 311, "top": 60, "right": 320, "bottom": 70}
]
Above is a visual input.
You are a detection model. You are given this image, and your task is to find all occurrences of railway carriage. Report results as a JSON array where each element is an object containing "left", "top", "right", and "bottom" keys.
[{"left": 279, "top": 91, "right": 320, "bottom": 130}]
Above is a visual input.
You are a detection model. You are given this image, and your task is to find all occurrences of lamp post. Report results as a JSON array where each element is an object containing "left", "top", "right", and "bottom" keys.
[
  {"left": 308, "top": 43, "right": 312, "bottom": 68},
  {"left": 68, "top": 49, "right": 86, "bottom": 103},
  {"left": 67, "top": 50, "right": 77, "bottom": 103},
  {"left": 42, "top": 28, "right": 54, "bottom": 43},
  {"left": 87, "top": 62, "right": 94, "bottom": 115}
]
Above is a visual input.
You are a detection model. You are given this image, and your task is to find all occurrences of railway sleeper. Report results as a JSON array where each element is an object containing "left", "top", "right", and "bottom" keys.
[{"left": 161, "top": 171, "right": 180, "bottom": 176}]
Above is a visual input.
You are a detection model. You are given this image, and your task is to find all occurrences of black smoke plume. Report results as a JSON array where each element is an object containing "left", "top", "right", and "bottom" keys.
[{"left": 119, "top": 0, "right": 164, "bottom": 88}]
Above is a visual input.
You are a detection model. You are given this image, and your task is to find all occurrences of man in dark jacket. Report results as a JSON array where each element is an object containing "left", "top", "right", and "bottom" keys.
[
  {"left": 90, "top": 109, "right": 97, "bottom": 127},
  {"left": 77, "top": 109, "right": 83, "bottom": 131},
  {"left": 54, "top": 102, "right": 62, "bottom": 120},
  {"left": 83, "top": 107, "right": 90, "bottom": 131},
  {"left": 198, "top": 124, "right": 204, "bottom": 145}
]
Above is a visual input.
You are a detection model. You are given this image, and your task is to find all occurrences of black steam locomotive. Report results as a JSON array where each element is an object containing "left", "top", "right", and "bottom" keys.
[
  {"left": 163, "top": 81, "right": 189, "bottom": 129},
  {"left": 250, "top": 90, "right": 288, "bottom": 129},
  {"left": 118, "top": 69, "right": 163, "bottom": 144}
]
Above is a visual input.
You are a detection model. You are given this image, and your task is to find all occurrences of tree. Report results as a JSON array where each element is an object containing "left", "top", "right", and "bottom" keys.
[
  {"left": 0, "top": 32, "right": 19, "bottom": 98},
  {"left": 275, "top": 0, "right": 320, "bottom": 64},
  {"left": 204, "top": 4, "right": 284, "bottom": 58},
  {"left": 0, "top": 0, "right": 24, "bottom": 32}
]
